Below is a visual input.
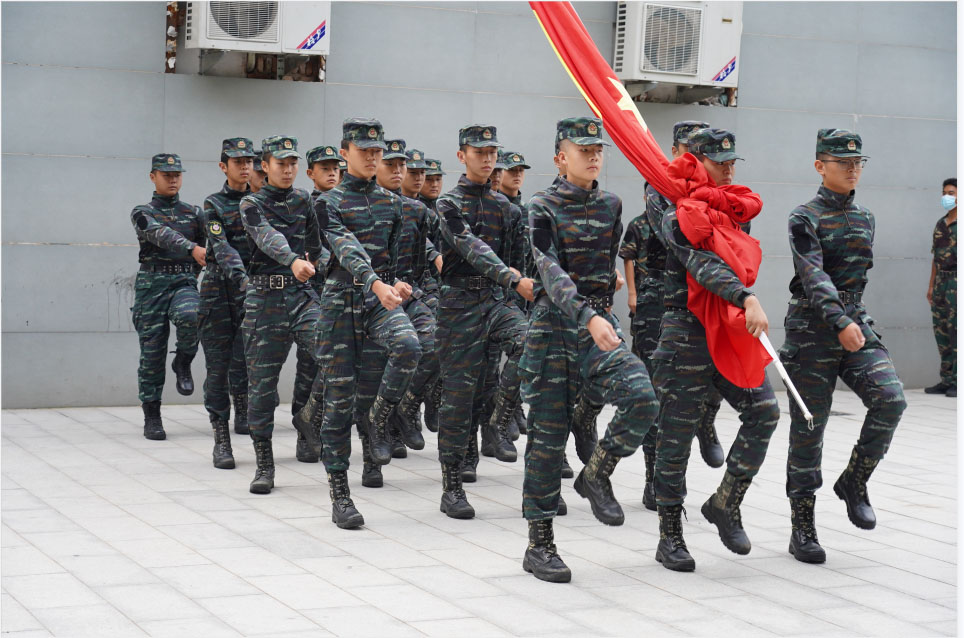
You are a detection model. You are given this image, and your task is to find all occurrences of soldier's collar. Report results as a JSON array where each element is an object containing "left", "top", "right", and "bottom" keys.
[
  {"left": 555, "top": 176, "right": 597, "bottom": 203},
  {"left": 817, "top": 184, "right": 856, "bottom": 208},
  {"left": 457, "top": 174, "right": 490, "bottom": 196},
  {"left": 342, "top": 172, "right": 378, "bottom": 193},
  {"left": 222, "top": 181, "right": 250, "bottom": 198},
  {"left": 261, "top": 183, "right": 293, "bottom": 199},
  {"left": 151, "top": 191, "right": 180, "bottom": 206}
]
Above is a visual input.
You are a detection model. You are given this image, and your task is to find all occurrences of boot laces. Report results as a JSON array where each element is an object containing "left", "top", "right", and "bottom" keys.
[{"left": 796, "top": 499, "right": 818, "bottom": 541}]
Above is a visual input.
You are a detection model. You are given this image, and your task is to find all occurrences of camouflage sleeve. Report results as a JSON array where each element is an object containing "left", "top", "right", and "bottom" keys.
[
  {"left": 437, "top": 195, "right": 520, "bottom": 289},
  {"left": 663, "top": 208, "right": 753, "bottom": 307},
  {"left": 788, "top": 207, "right": 853, "bottom": 332},
  {"left": 618, "top": 217, "right": 649, "bottom": 278},
  {"left": 239, "top": 196, "right": 299, "bottom": 268},
  {"left": 131, "top": 205, "right": 197, "bottom": 256},
  {"left": 316, "top": 194, "right": 379, "bottom": 292},
  {"left": 509, "top": 203, "right": 526, "bottom": 271},
  {"left": 645, "top": 185, "right": 670, "bottom": 248},
  {"left": 426, "top": 237, "right": 440, "bottom": 264},
  {"left": 304, "top": 197, "right": 323, "bottom": 264},
  {"left": 203, "top": 198, "right": 248, "bottom": 290},
  {"left": 529, "top": 201, "right": 597, "bottom": 328},
  {"left": 387, "top": 198, "right": 402, "bottom": 281},
  {"left": 609, "top": 201, "right": 623, "bottom": 296}
]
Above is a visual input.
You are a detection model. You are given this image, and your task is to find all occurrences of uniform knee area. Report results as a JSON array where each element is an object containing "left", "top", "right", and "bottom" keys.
[
  {"left": 757, "top": 398, "right": 781, "bottom": 430},
  {"left": 875, "top": 384, "right": 907, "bottom": 420},
  {"left": 391, "top": 332, "right": 422, "bottom": 369}
]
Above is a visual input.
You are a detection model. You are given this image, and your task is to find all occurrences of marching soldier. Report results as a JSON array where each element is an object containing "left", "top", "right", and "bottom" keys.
[
  {"left": 130, "top": 153, "right": 205, "bottom": 440},
  {"left": 780, "top": 129, "right": 907, "bottom": 563},
  {"left": 925, "top": 177, "right": 957, "bottom": 397},
  {"left": 249, "top": 150, "right": 266, "bottom": 193}
]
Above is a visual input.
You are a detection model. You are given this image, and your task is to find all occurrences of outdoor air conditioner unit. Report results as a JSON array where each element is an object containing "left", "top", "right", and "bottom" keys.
[
  {"left": 613, "top": 1, "right": 742, "bottom": 87},
  {"left": 184, "top": 1, "right": 331, "bottom": 55}
]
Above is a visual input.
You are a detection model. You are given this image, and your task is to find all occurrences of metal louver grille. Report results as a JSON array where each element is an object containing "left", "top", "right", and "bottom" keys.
[
  {"left": 613, "top": 1, "right": 628, "bottom": 73},
  {"left": 208, "top": 1, "right": 279, "bottom": 42},
  {"left": 641, "top": 3, "right": 701, "bottom": 75}
]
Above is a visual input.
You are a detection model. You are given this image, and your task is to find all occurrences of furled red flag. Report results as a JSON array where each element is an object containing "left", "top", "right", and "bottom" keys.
[{"left": 530, "top": 1, "right": 771, "bottom": 387}]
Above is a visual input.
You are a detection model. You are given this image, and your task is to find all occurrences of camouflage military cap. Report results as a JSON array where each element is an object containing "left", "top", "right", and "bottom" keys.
[
  {"left": 405, "top": 148, "right": 428, "bottom": 170},
  {"left": 151, "top": 153, "right": 185, "bottom": 172},
  {"left": 254, "top": 149, "right": 266, "bottom": 171},
  {"left": 261, "top": 135, "right": 300, "bottom": 159},
  {"left": 342, "top": 118, "right": 388, "bottom": 150},
  {"left": 556, "top": 116, "right": 610, "bottom": 146},
  {"left": 424, "top": 158, "right": 446, "bottom": 176},
  {"left": 383, "top": 139, "right": 407, "bottom": 160},
  {"left": 338, "top": 159, "right": 348, "bottom": 169},
  {"left": 816, "top": 128, "right": 867, "bottom": 158},
  {"left": 221, "top": 137, "right": 256, "bottom": 159},
  {"left": 494, "top": 153, "right": 507, "bottom": 170},
  {"left": 306, "top": 145, "right": 341, "bottom": 166},
  {"left": 459, "top": 124, "right": 502, "bottom": 148},
  {"left": 501, "top": 150, "right": 531, "bottom": 170},
  {"left": 673, "top": 120, "right": 710, "bottom": 144},
  {"left": 688, "top": 128, "right": 742, "bottom": 162}
]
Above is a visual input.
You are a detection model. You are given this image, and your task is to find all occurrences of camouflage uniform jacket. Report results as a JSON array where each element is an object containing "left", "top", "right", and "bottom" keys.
[
  {"left": 506, "top": 192, "right": 533, "bottom": 277},
  {"left": 391, "top": 189, "right": 438, "bottom": 289},
  {"left": 528, "top": 177, "right": 620, "bottom": 328},
  {"left": 619, "top": 205, "right": 667, "bottom": 292},
  {"left": 131, "top": 192, "right": 204, "bottom": 266},
  {"left": 201, "top": 181, "right": 252, "bottom": 291},
  {"left": 436, "top": 175, "right": 520, "bottom": 289},
  {"left": 309, "top": 188, "right": 333, "bottom": 281},
  {"left": 318, "top": 172, "right": 402, "bottom": 292},
  {"left": 239, "top": 183, "right": 322, "bottom": 276},
  {"left": 788, "top": 185, "right": 874, "bottom": 332},
  {"left": 932, "top": 215, "right": 957, "bottom": 271},
  {"left": 643, "top": 183, "right": 673, "bottom": 250}
]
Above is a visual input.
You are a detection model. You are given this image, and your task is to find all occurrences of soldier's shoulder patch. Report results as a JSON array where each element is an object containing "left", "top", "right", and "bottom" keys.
[{"left": 208, "top": 221, "right": 223, "bottom": 236}]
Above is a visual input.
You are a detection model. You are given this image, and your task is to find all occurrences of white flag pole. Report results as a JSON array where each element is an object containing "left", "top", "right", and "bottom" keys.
[{"left": 758, "top": 332, "right": 814, "bottom": 428}]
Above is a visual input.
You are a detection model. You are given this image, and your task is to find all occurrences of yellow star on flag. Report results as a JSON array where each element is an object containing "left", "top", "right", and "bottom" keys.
[{"left": 608, "top": 77, "right": 649, "bottom": 133}]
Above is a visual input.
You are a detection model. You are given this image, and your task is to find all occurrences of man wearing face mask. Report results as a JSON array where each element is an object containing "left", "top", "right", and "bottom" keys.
[{"left": 925, "top": 178, "right": 957, "bottom": 397}]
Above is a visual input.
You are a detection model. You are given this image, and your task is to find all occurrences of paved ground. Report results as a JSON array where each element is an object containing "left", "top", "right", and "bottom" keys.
[{"left": 1, "top": 389, "right": 957, "bottom": 637}]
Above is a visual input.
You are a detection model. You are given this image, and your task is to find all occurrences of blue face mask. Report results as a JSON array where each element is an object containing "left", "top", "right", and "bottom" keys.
[{"left": 941, "top": 194, "right": 956, "bottom": 211}]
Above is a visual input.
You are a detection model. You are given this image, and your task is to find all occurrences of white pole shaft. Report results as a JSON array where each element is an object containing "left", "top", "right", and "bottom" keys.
[{"left": 758, "top": 332, "right": 814, "bottom": 423}]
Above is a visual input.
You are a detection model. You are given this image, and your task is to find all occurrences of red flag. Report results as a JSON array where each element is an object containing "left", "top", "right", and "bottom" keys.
[{"left": 530, "top": 1, "right": 771, "bottom": 387}]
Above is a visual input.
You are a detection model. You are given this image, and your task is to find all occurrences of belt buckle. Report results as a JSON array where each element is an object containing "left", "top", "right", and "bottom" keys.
[
  {"left": 269, "top": 274, "right": 285, "bottom": 290},
  {"left": 353, "top": 276, "right": 365, "bottom": 286}
]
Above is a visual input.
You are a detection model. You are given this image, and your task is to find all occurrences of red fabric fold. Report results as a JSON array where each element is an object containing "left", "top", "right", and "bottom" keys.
[{"left": 530, "top": 1, "right": 771, "bottom": 388}]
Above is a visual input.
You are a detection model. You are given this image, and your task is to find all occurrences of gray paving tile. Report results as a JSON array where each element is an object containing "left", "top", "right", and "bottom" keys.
[
  {"left": 30, "top": 603, "right": 148, "bottom": 637},
  {"left": 196, "top": 594, "right": 320, "bottom": 635},
  {"left": 1, "top": 593, "right": 45, "bottom": 633}
]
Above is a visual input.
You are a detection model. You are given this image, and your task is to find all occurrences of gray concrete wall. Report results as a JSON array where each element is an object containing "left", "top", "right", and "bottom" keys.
[{"left": 1, "top": 1, "right": 955, "bottom": 408}]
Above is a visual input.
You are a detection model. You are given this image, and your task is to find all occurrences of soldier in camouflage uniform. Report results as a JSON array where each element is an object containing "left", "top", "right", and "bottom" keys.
[
  {"left": 238, "top": 135, "right": 323, "bottom": 495},
  {"left": 780, "top": 129, "right": 907, "bottom": 564},
  {"left": 435, "top": 125, "right": 536, "bottom": 518},
  {"left": 620, "top": 121, "right": 725, "bottom": 512},
  {"left": 306, "top": 119, "right": 422, "bottom": 528},
  {"left": 199, "top": 138, "right": 255, "bottom": 468},
  {"left": 650, "top": 128, "right": 780, "bottom": 572},
  {"left": 130, "top": 153, "right": 205, "bottom": 441},
  {"left": 521, "top": 117, "right": 659, "bottom": 583},
  {"left": 925, "top": 177, "right": 957, "bottom": 397},
  {"left": 249, "top": 150, "right": 266, "bottom": 193},
  {"left": 418, "top": 157, "right": 446, "bottom": 435}
]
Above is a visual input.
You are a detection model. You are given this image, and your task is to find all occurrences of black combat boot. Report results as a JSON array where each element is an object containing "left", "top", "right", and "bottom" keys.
[
  {"left": 701, "top": 472, "right": 752, "bottom": 554},
  {"left": 924, "top": 381, "right": 951, "bottom": 394},
  {"left": 695, "top": 406, "right": 725, "bottom": 468},
  {"left": 557, "top": 494, "right": 568, "bottom": 516},
  {"left": 523, "top": 519, "right": 572, "bottom": 583},
  {"left": 291, "top": 392, "right": 323, "bottom": 461},
  {"left": 573, "top": 445, "right": 624, "bottom": 525},
  {"left": 249, "top": 439, "right": 275, "bottom": 494},
  {"left": 789, "top": 496, "right": 826, "bottom": 563},
  {"left": 328, "top": 470, "right": 364, "bottom": 529},
  {"left": 656, "top": 504, "right": 695, "bottom": 571},
  {"left": 570, "top": 396, "right": 602, "bottom": 465},
  {"left": 171, "top": 350, "right": 195, "bottom": 396},
  {"left": 211, "top": 417, "right": 235, "bottom": 469},
  {"left": 359, "top": 434, "right": 383, "bottom": 488},
  {"left": 833, "top": 448, "right": 879, "bottom": 530},
  {"left": 367, "top": 396, "right": 395, "bottom": 465},
  {"left": 480, "top": 393, "right": 518, "bottom": 462},
  {"left": 232, "top": 392, "right": 249, "bottom": 435},
  {"left": 642, "top": 452, "right": 656, "bottom": 511},
  {"left": 515, "top": 404, "right": 527, "bottom": 436},
  {"left": 390, "top": 427, "right": 407, "bottom": 458},
  {"left": 142, "top": 401, "right": 165, "bottom": 440},
  {"left": 461, "top": 427, "right": 480, "bottom": 483},
  {"left": 440, "top": 462, "right": 475, "bottom": 519},
  {"left": 424, "top": 378, "right": 442, "bottom": 433},
  {"left": 392, "top": 389, "right": 426, "bottom": 450},
  {"left": 561, "top": 455, "right": 574, "bottom": 479},
  {"left": 946, "top": 385, "right": 957, "bottom": 398}
]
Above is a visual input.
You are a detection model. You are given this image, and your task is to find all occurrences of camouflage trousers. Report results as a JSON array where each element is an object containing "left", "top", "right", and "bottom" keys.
[
  {"left": 633, "top": 285, "right": 723, "bottom": 458},
  {"left": 316, "top": 282, "right": 421, "bottom": 472},
  {"left": 651, "top": 310, "right": 780, "bottom": 506},
  {"left": 931, "top": 271, "right": 957, "bottom": 385},
  {"left": 241, "top": 284, "right": 320, "bottom": 441},
  {"left": 436, "top": 286, "right": 526, "bottom": 466},
  {"left": 131, "top": 271, "right": 200, "bottom": 403},
  {"left": 521, "top": 301, "right": 658, "bottom": 520},
  {"left": 292, "top": 279, "right": 327, "bottom": 416},
  {"left": 780, "top": 304, "right": 906, "bottom": 498},
  {"left": 198, "top": 272, "right": 247, "bottom": 421}
]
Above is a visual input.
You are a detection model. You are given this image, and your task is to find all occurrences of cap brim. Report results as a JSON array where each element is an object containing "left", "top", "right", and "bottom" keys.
[
  {"left": 354, "top": 140, "right": 389, "bottom": 150},
  {"left": 824, "top": 151, "right": 867, "bottom": 158},
  {"left": 383, "top": 152, "right": 408, "bottom": 160},
  {"left": 567, "top": 137, "right": 610, "bottom": 146},
  {"left": 406, "top": 161, "right": 429, "bottom": 169},
  {"left": 310, "top": 157, "right": 341, "bottom": 165},
  {"left": 465, "top": 141, "right": 503, "bottom": 148},
  {"left": 504, "top": 162, "right": 531, "bottom": 170},
  {"left": 224, "top": 150, "right": 256, "bottom": 158},
  {"left": 494, "top": 163, "right": 507, "bottom": 170},
  {"left": 703, "top": 151, "right": 742, "bottom": 162},
  {"left": 272, "top": 150, "right": 300, "bottom": 159},
  {"left": 426, "top": 170, "right": 446, "bottom": 176},
  {"left": 155, "top": 166, "right": 184, "bottom": 172}
]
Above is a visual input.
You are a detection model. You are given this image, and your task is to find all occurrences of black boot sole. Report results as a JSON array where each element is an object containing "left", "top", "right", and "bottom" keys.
[
  {"left": 440, "top": 500, "right": 475, "bottom": 519},
  {"left": 332, "top": 512, "right": 364, "bottom": 529},
  {"left": 789, "top": 543, "right": 827, "bottom": 564},
  {"left": 701, "top": 500, "right": 751, "bottom": 555},
  {"left": 573, "top": 472, "right": 625, "bottom": 526},
  {"left": 249, "top": 480, "right": 273, "bottom": 495},
  {"left": 561, "top": 462, "right": 574, "bottom": 479},
  {"left": 234, "top": 424, "right": 250, "bottom": 435},
  {"left": 391, "top": 446, "right": 408, "bottom": 459},
  {"left": 362, "top": 475, "right": 383, "bottom": 488},
  {"left": 697, "top": 439, "right": 725, "bottom": 469},
  {"left": 642, "top": 485, "right": 657, "bottom": 512},
  {"left": 461, "top": 469, "right": 477, "bottom": 483},
  {"left": 656, "top": 547, "right": 695, "bottom": 572},
  {"left": 522, "top": 556, "right": 572, "bottom": 583},
  {"left": 833, "top": 481, "right": 876, "bottom": 530},
  {"left": 213, "top": 457, "right": 235, "bottom": 470},
  {"left": 144, "top": 430, "right": 166, "bottom": 441}
]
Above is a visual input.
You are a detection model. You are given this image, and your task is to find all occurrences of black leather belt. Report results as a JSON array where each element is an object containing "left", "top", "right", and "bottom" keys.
[
  {"left": 939, "top": 269, "right": 955, "bottom": 276},
  {"left": 140, "top": 262, "right": 197, "bottom": 274},
  {"left": 664, "top": 304, "right": 689, "bottom": 312},
  {"left": 327, "top": 269, "right": 395, "bottom": 287},
  {"left": 250, "top": 274, "right": 299, "bottom": 290},
  {"left": 443, "top": 275, "right": 493, "bottom": 290},
  {"left": 585, "top": 295, "right": 613, "bottom": 311},
  {"left": 791, "top": 291, "right": 862, "bottom": 306}
]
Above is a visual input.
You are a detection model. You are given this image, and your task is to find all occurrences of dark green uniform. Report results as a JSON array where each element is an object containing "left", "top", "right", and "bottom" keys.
[
  {"left": 130, "top": 155, "right": 203, "bottom": 406},
  {"left": 930, "top": 214, "right": 956, "bottom": 388}
]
